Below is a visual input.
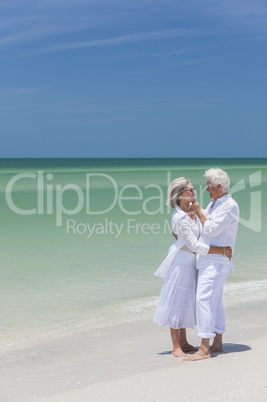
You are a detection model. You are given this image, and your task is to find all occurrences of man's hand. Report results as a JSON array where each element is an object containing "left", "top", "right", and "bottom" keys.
[{"left": 224, "top": 246, "right": 232, "bottom": 260}]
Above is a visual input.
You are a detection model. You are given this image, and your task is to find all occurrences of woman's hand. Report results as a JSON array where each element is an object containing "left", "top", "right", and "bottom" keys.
[
  {"left": 224, "top": 246, "right": 232, "bottom": 260},
  {"left": 172, "top": 231, "right": 178, "bottom": 240}
]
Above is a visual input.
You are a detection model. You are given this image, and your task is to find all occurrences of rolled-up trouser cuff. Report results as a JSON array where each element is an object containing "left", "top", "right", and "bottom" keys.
[
  {"left": 214, "top": 327, "right": 225, "bottom": 335},
  {"left": 197, "top": 332, "right": 216, "bottom": 339}
]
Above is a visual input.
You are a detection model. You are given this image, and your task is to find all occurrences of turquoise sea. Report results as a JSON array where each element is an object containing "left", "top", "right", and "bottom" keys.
[{"left": 0, "top": 158, "right": 266, "bottom": 351}]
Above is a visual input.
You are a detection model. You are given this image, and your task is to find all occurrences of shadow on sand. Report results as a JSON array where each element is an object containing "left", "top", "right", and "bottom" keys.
[
  {"left": 158, "top": 343, "right": 251, "bottom": 357},
  {"left": 158, "top": 350, "right": 173, "bottom": 355},
  {"left": 217, "top": 342, "right": 251, "bottom": 354}
]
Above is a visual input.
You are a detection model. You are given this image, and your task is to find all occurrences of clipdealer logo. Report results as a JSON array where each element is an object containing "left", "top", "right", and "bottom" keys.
[
  {"left": 5, "top": 171, "right": 172, "bottom": 227},
  {"left": 230, "top": 170, "right": 262, "bottom": 232},
  {"left": 4, "top": 170, "right": 262, "bottom": 236}
]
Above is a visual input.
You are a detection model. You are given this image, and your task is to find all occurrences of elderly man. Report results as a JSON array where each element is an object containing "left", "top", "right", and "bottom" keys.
[{"left": 185, "top": 167, "right": 239, "bottom": 361}]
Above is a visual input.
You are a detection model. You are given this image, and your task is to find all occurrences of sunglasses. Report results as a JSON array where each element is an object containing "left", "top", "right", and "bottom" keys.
[{"left": 184, "top": 188, "right": 195, "bottom": 193}]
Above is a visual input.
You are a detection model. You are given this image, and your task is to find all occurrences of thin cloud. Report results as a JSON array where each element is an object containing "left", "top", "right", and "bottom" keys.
[
  {"left": 112, "top": 46, "right": 207, "bottom": 60},
  {"left": 36, "top": 28, "right": 198, "bottom": 54},
  {"left": 0, "top": 16, "right": 98, "bottom": 48},
  {"left": 0, "top": 86, "right": 49, "bottom": 98}
]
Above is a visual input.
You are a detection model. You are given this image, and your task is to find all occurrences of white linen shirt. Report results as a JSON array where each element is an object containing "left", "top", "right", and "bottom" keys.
[
  {"left": 172, "top": 207, "right": 210, "bottom": 255},
  {"left": 154, "top": 206, "right": 209, "bottom": 279},
  {"left": 197, "top": 194, "right": 239, "bottom": 272}
]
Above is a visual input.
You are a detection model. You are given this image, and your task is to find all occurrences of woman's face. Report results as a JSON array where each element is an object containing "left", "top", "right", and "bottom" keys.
[{"left": 180, "top": 181, "right": 196, "bottom": 202}]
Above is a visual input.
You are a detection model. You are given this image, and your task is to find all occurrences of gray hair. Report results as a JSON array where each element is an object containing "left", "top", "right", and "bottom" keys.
[
  {"left": 204, "top": 168, "right": 230, "bottom": 193},
  {"left": 166, "top": 177, "right": 190, "bottom": 208}
]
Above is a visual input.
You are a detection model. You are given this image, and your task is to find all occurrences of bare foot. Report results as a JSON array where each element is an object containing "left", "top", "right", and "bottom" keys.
[
  {"left": 184, "top": 339, "right": 211, "bottom": 361},
  {"left": 184, "top": 350, "right": 211, "bottom": 361},
  {"left": 172, "top": 347, "right": 187, "bottom": 358},
  {"left": 210, "top": 345, "right": 223, "bottom": 353},
  {"left": 180, "top": 343, "right": 198, "bottom": 353},
  {"left": 210, "top": 333, "right": 223, "bottom": 353}
]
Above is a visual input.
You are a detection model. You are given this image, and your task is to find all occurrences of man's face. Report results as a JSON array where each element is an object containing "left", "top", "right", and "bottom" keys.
[{"left": 206, "top": 180, "right": 222, "bottom": 201}]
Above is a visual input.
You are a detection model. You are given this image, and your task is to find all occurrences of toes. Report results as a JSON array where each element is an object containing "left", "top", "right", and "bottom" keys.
[{"left": 183, "top": 353, "right": 210, "bottom": 361}]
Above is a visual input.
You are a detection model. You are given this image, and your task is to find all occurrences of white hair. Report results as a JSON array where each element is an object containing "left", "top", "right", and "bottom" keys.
[
  {"left": 204, "top": 168, "right": 230, "bottom": 193},
  {"left": 166, "top": 177, "right": 190, "bottom": 208}
]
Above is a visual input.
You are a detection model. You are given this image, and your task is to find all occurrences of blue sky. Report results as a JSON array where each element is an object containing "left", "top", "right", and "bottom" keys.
[{"left": 0, "top": 0, "right": 267, "bottom": 158}]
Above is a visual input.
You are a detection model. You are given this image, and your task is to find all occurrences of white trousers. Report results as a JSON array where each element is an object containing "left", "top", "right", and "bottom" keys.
[{"left": 196, "top": 263, "right": 229, "bottom": 339}]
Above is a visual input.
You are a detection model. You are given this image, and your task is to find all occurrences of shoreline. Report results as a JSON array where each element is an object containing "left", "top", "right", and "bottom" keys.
[{"left": 0, "top": 301, "right": 267, "bottom": 401}]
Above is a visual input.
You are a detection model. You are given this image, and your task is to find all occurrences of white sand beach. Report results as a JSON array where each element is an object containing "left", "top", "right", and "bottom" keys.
[{"left": 1, "top": 302, "right": 267, "bottom": 402}]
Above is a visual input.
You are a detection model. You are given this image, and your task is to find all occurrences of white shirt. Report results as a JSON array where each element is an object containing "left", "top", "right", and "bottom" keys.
[
  {"left": 154, "top": 206, "right": 209, "bottom": 279},
  {"left": 172, "top": 207, "right": 209, "bottom": 256},
  {"left": 197, "top": 194, "right": 239, "bottom": 272}
]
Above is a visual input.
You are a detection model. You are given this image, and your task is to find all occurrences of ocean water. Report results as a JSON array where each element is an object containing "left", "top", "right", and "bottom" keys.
[{"left": 0, "top": 158, "right": 266, "bottom": 350}]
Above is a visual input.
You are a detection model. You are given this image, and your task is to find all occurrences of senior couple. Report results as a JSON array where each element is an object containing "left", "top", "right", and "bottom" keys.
[{"left": 154, "top": 168, "right": 239, "bottom": 361}]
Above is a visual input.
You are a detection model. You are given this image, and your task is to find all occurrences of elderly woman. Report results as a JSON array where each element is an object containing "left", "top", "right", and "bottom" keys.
[{"left": 153, "top": 177, "right": 232, "bottom": 358}]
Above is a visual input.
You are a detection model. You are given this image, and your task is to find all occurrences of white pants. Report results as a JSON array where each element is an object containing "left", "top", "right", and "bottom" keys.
[{"left": 196, "top": 263, "right": 229, "bottom": 339}]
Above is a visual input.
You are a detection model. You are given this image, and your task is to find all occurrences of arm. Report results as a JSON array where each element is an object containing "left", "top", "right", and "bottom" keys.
[
  {"left": 172, "top": 206, "right": 206, "bottom": 240},
  {"left": 190, "top": 201, "right": 207, "bottom": 225},
  {"left": 209, "top": 245, "right": 232, "bottom": 260},
  {"left": 191, "top": 200, "right": 239, "bottom": 238},
  {"left": 173, "top": 215, "right": 208, "bottom": 255},
  {"left": 174, "top": 216, "right": 232, "bottom": 259}
]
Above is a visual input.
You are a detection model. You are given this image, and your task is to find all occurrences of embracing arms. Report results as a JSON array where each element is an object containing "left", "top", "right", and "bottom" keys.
[{"left": 172, "top": 212, "right": 232, "bottom": 260}]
